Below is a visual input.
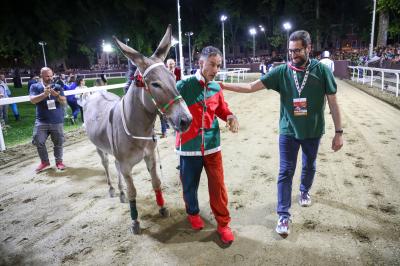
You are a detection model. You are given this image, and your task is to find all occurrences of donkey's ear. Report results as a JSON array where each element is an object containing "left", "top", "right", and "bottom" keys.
[
  {"left": 113, "top": 36, "right": 148, "bottom": 69},
  {"left": 151, "top": 24, "right": 172, "bottom": 62}
]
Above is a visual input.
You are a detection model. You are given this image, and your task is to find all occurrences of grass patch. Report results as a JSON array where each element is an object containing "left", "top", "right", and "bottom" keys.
[{"left": 2, "top": 78, "right": 126, "bottom": 147}]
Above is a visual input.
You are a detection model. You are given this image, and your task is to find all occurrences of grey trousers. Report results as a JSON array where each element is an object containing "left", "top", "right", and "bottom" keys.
[{"left": 32, "top": 122, "right": 64, "bottom": 163}]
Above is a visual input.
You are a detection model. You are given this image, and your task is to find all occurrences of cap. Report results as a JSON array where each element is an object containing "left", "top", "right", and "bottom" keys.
[{"left": 322, "top": 51, "right": 330, "bottom": 58}]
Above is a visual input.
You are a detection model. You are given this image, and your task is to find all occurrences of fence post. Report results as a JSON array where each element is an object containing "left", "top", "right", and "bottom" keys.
[
  {"left": 381, "top": 71, "right": 384, "bottom": 91},
  {"left": 370, "top": 69, "right": 374, "bottom": 87},
  {"left": 0, "top": 123, "right": 5, "bottom": 151},
  {"left": 362, "top": 68, "right": 366, "bottom": 84}
]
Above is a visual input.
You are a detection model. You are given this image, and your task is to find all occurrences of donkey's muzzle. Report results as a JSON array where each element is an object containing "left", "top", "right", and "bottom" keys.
[{"left": 178, "top": 114, "right": 192, "bottom": 133}]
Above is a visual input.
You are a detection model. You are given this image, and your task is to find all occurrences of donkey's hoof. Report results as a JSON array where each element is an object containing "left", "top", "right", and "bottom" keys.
[
  {"left": 159, "top": 207, "right": 170, "bottom": 217},
  {"left": 119, "top": 193, "right": 127, "bottom": 203},
  {"left": 130, "top": 220, "right": 141, "bottom": 235},
  {"left": 109, "top": 187, "right": 116, "bottom": 198}
]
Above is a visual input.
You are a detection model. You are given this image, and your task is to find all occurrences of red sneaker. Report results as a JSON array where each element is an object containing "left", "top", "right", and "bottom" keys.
[
  {"left": 35, "top": 161, "right": 50, "bottom": 173},
  {"left": 187, "top": 214, "right": 204, "bottom": 230},
  {"left": 217, "top": 225, "right": 234, "bottom": 244},
  {"left": 56, "top": 161, "right": 66, "bottom": 170}
]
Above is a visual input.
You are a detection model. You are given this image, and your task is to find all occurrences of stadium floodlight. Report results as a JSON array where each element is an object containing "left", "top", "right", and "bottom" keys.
[{"left": 283, "top": 22, "right": 292, "bottom": 62}]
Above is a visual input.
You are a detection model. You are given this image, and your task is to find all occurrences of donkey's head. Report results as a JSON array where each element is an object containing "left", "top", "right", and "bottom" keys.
[{"left": 113, "top": 25, "right": 192, "bottom": 133}]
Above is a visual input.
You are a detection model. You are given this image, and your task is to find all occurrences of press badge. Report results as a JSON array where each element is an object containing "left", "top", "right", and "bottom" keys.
[
  {"left": 293, "top": 98, "right": 307, "bottom": 116},
  {"left": 47, "top": 99, "right": 56, "bottom": 110}
]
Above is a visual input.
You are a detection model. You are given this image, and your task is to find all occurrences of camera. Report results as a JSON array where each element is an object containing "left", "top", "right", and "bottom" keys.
[{"left": 53, "top": 77, "right": 65, "bottom": 87}]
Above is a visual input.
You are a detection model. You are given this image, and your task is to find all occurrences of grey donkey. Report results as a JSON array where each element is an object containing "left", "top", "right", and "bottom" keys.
[{"left": 83, "top": 25, "right": 192, "bottom": 234}]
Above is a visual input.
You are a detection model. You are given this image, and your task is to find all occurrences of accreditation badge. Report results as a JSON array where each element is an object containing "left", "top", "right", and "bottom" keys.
[
  {"left": 293, "top": 98, "right": 307, "bottom": 116},
  {"left": 47, "top": 99, "right": 56, "bottom": 110}
]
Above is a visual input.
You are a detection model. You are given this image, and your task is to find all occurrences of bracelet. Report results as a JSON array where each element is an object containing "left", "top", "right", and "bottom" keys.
[{"left": 335, "top": 129, "right": 343, "bottom": 134}]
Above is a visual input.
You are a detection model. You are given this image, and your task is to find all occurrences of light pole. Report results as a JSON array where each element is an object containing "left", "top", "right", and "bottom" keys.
[
  {"left": 124, "top": 38, "right": 131, "bottom": 68},
  {"left": 38, "top": 41, "right": 47, "bottom": 67},
  {"left": 102, "top": 41, "right": 113, "bottom": 69},
  {"left": 283, "top": 22, "right": 292, "bottom": 62},
  {"left": 185, "top": 31, "right": 193, "bottom": 73},
  {"left": 369, "top": 0, "right": 377, "bottom": 58},
  {"left": 177, "top": 0, "right": 184, "bottom": 77},
  {"left": 220, "top": 15, "right": 227, "bottom": 70},
  {"left": 259, "top": 25, "right": 267, "bottom": 50},
  {"left": 249, "top": 28, "right": 257, "bottom": 59},
  {"left": 172, "top": 37, "right": 179, "bottom": 65}
]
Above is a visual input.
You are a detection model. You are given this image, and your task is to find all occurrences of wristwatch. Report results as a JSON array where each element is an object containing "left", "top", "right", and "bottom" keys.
[{"left": 335, "top": 129, "right": 343, "bottom": 134}]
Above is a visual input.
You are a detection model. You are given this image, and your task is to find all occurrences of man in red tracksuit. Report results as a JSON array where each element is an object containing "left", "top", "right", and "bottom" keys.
[{"left": 175, "top": 46, "right": 239, "bottom": 244}]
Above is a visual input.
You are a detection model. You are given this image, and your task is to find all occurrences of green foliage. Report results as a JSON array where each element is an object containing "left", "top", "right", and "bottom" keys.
[
  {"left": 378, "top": 0, "right": 400, "bottom": 14},
  {"left": 0, "top": 0, "right": 393, "bottom": 67},
  {"left": 268, "top": 35, "right": 285, "bottom": 49}
]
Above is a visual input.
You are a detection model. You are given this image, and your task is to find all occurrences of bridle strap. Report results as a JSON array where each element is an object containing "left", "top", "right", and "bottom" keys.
[
  {"left": 120, "top": 96, "right": 158, "bottom": 140},
  {"left": 138, "top": 62, "right": 183, "bottom": 115},
  {"left": 142, "top": 62, "right": 165, "bottom": 78}
]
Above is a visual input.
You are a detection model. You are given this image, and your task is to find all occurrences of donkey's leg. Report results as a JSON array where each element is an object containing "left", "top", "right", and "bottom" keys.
[
  {"left": 118, "top": 160, "right": 141, "bottom": 234},
  {"left": 114, "top": 160, "right": 127, "bottom": 203},
  {"left": 96, "top": 147, "right": 115, "bottom": 197},
  {"left": 144, "top": 151, "right": 170, "bottom": 217}
]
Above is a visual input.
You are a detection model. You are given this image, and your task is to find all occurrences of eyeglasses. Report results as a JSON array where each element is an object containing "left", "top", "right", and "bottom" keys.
[{"left": 288, "top": 48, "right": 304, "bottom": 54}]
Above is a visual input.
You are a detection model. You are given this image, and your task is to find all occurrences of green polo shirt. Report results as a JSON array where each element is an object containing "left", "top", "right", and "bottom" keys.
[{"left": 260, "top": 59, "right": 337, "bottom": 139}]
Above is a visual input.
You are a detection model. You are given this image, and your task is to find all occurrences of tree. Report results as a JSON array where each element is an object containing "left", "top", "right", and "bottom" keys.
[{"left": 377, "top": 0, "right": 400, "bottom": 46}]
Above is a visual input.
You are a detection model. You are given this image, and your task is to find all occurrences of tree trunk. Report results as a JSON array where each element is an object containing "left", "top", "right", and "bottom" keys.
[{"left": 377, "top": 10, "right": 389, "bottom": 47}]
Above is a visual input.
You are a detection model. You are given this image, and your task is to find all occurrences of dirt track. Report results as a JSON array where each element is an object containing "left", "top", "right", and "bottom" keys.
[{"left": 1, "top": 79, "right": 399, "bottom": 265}]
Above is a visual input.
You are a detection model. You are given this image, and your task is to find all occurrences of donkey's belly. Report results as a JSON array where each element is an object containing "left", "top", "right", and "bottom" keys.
[{"left": 84, "top": 92, "right": 119, "bottom": 154}]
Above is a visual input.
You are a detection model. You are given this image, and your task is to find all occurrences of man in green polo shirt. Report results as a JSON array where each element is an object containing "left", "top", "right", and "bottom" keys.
[{"left": 221, "top": 30, "right": 343, "bottom": 236}]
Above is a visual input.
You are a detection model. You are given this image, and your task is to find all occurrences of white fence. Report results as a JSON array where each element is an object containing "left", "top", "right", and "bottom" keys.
[
  {"left": 348, "top": 66, "right": 400, "bottom": 97},
  {"left": 0, "top": 68, "right": 250, "bottom": 151},
  {"left": 4, "top": 71, "right": 127, "bottom": 85}
]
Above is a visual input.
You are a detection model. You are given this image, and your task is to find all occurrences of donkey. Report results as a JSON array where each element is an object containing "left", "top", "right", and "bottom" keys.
[{"left": 83, "top": 25, "right": 192, "bottom": 234}]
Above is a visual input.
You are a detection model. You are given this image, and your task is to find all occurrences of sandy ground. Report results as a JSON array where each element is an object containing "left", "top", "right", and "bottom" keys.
[{"left": 1, "top": 79, "right": 399, "bottom": 265}]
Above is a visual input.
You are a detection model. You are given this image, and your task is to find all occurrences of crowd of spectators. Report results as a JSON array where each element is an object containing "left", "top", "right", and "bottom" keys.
[{"left": 327, "top": 44, "right": 400, "bottom": 68}]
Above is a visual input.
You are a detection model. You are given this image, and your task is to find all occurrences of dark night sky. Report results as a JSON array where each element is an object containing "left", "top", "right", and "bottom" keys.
[{"left": 0, "top": 0, "right": 379, "bottom": 67}]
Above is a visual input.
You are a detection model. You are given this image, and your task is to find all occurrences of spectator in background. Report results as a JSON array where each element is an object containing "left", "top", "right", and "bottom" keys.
[
  {"left": 0, "top": 73, "right": 20, "bottom": 121},
  {"left": 75, "top": 76, "right": 88, "bottom": 122},
  {"left": 166, "top": 58, "right": 181, "bottom": 81},
  {"left": 63, "top": 75, "right": 80, "bottom": 123},
  {"left": 27, "top": 73, "right": 40, "bottom": 94},
  {"left": 29, "top": 67, "right": 67, "bottom": 172},
  {"left": 12, "top": 68, "right": 22, "bottom": 88},
  {"left": 161, "top": 59, "right": 181, "bottom": 138},
  {"left": 320, "top": 51, "right": 335, "bottom": 73},
  {"left": 100, "top": 73, "right": 108, "bottom": 85},
  {"left": 0, "top": 79, "right": 8, "bottom": 124},
  {"left": 259, "top": 61, "right": 267, "bottom": 76},
  {"left": 124, "top": 60, "right": 137, "bottom": 94}
]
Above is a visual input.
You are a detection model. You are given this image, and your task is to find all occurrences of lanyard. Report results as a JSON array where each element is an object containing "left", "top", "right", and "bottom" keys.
[{"left": 292, "top": 66, "right": 310, "bottom": 97}]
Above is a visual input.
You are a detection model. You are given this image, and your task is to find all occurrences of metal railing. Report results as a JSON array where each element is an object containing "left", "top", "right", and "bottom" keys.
[
  {"left": 4, "top": 71, "right": 127, "bottom": 85},
  {"left": 348, "top": 66, "right": 400, "bottom": 97},
  {"left": 0, "top": 83, "right": 125, "bottom": 151}
]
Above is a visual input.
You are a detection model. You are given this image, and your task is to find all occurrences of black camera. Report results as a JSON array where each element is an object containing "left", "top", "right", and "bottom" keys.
[{"left": 53, "top": 77, "right": 65, "bottom": 87}]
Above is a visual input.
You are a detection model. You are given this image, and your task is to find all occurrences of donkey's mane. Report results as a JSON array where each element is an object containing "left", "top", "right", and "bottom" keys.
[{"left": 99, "top": 91, "right": 121, "bottom": 102}]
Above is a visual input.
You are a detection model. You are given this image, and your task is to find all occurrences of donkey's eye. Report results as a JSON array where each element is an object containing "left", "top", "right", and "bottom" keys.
[{"left": 151, "top": 82, "right": 161, "bottom": 88}]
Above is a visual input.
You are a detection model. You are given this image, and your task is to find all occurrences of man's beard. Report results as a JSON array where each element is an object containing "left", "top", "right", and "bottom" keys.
[{"left": 292, "top": 55, "right": 309, "bottom": 67}]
